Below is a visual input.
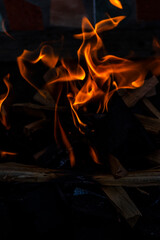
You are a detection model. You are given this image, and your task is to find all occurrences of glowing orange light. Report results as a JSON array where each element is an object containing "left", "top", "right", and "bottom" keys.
[
  {"left": 109, "top": 0, "right": 123, "bottom": 9},
  {"left": 0, "top": 151, "right": 17, "bottom": 158},
  {"left": 89, "top": 146, "right": 100, "bottom": 164},
  {"left": 58, "top": 118, "right": 75, "bottom": 167},
  {"left": 2, "top": 19, "right": 15, "bottom": 40},
  {"left": 0, "top": 74, "right": 11, "bottom": 129}
]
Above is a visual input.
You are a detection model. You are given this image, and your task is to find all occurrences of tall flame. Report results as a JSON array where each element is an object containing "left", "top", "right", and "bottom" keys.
[{"left": 0, "top": 74, "right": 11, "bottom": 129}]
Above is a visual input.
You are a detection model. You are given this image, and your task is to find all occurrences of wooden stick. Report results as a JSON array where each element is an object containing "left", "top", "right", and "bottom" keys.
[
  {"left": 12, "top": 103, "right": 66, "bottom": 112},
  {"left": 143, "top": 97, "right": 160, "bottom": 119},
  {"left": 1, "top": 162, "right": 160, "bottom": 187},
  {"left": 135, "top": 114, "right": 160, "bottom": 134},
  {"left": 0, "top": 162, "right": 64, "bottom": 183},
  {"left": 33, "top": 147, "right": 49, "bottom": 161},
  {"left": 121, "top": 76, "right": 159, "bottom": 107},
  {"left": 102, "top": 186, "right": 141, "bottom": 227},
  {"left": 24, "top": 118, "right": 50, "bottom": 136}
]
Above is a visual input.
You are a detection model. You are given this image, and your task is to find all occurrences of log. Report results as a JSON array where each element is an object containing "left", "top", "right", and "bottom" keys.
[
  {"left": 102, "top": 186, "right": 141, "bottom": 227},
  {"left": 135, "top": 114, "right": 160, "bottom": 135}
]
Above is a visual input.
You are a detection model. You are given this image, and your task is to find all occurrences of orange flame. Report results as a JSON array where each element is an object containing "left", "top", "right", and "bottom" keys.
[
  {"left": 89, "top": 146, "right": 100, "bottom": 164},
  {"left": 2, "top": 19, "right": 15, "bottom": 40},
  {"left": 0, "top": 151, "right": 17, "bottom": 158},
  {"left": 109, "top": 0, "right": 123, "bottom": 9},
  {"left": 153, "top": 37, "right": 160, "bottom": 51},
  {"left": 17, "top": 11, "right": 160, "bottom": 166},
  {"left": 17, "top": 44, "right": 59, "bottom": 98},
  {"left": 0, "top": 74, "right": 11, "bottom": 129},
  {"left": 69, "top": 16, "right": 146, "bottom": 128},
  {"left": 58, "top": 118, "right": 75, "bottom": 167}
]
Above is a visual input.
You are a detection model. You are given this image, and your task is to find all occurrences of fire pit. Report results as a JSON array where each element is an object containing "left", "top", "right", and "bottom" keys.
[{"left": 0, "top": 0, "right": 160, "bottom": 239}]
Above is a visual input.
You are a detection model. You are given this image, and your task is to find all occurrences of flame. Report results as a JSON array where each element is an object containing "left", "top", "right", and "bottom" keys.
[
  {"left": 0, "top": 74, "right": 11, "bottom": 129},
  {"left": 153, "top": 37, "right": 160, "bottom": 51},
  {"left": 1, "top": 19, "right": 15, "bottom": 40},
  {"left": 0, "top": 151, "right": 17, "bottom": 158},
  {"left": 89, "top": 146, "right": 100, "bottom": 164},
  {"left": 16, "top": 10, "right": 160, "bottom": 166},
  {"left": 109, "top": 0, "right": 123, "bottom": 9},
  {"left": 69, "top": 16, "right": 146, "bottom": 127},
  {"left": 17, "top": 44, "right": 59, "bottom": 98},
  {"left": 58, "top": 118, "right": 75, "bottom": 167}
]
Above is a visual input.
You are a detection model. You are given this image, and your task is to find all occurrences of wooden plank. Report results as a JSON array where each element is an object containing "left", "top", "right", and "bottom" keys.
[{"left": 103, "top": 186, "right": 141, "bottom": 227}]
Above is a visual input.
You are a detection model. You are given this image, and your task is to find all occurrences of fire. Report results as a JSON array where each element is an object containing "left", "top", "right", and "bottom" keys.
[
  {"left": 153, "top": 37, "right": 160, "bottom": 51},
  {"left": 109, "top": 0, "right": 123, "bottom": 9},
  {"left": 58, "top": 118, "right": 75, "bottom": 167},
  {"left": 1, "top": 19, "right": 15, "bottom": 40},
  {"left": 0, "top": 74, "right": 11, "bottom": 129},
  {"left": 16, "top": 9, "right": 160, "bottom": 166},
  {"left": 17, "top": 44, "right": 59, "bottom": 98},
  {"left": 0, "top": 151, "right": 17, "bottom": 158},
  {"left": 89, "top": 146, "right": 100, "bottom": 164}
]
